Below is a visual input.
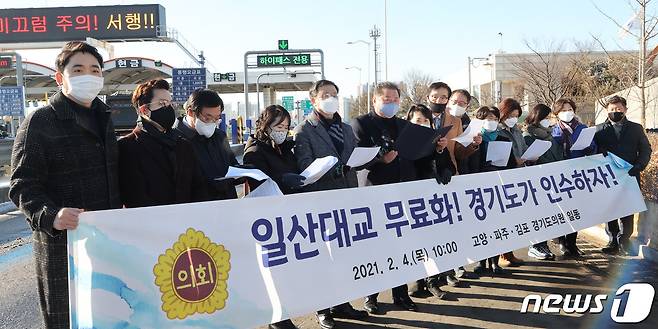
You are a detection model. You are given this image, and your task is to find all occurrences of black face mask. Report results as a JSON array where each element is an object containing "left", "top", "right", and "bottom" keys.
[
  {"left": 608, "top": 111, "right": 625, "bottom": 123},
  {"left": 149, "top": 105, "right": 176, "bottom": 130},
  {"left": 429, "top": 103, "right": 446, "bottom": 114}
]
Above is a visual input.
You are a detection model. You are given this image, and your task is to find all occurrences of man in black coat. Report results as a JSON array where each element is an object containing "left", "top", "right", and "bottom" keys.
[
  {"left": 119, "top": 79, "right": 208, "bottom": 208},
  {"left": 594, "top": 95, "right": 652, "bottom": 255},
  {"left": 351, "top": 82, "right": 454, "bottom": 314},
  {"left": 9, "top": 42, "right": 121, "bottom": 329},
  {"left": 173, "top": 89, "right": 239, "bottom": 200}
]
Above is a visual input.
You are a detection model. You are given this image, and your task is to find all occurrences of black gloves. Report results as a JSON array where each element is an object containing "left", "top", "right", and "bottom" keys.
[
  {"left": 628, "top": 166, "right": 641, "bottom": 177},
  {"left": 332, "top": 164, "right": 351, "bottom": 179},
  {"left": 281, "top": 173, "right": 306, "bottom": 189},
  {"left": 435, "top": 167, "right": 453, "bottom": 185}
]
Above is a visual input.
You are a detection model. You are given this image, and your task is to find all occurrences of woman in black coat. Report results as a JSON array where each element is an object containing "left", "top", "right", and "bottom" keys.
[
  {"left": 243, "top": 105, "right": 305, "bottom": 195},
  {"left": 118, "top": 79, "right": 208, "bottom": 208},
  {"left": 469, "top": 106, "right": 516, "bottom": 275},
  {"left": 242, "top": 105, "right": 303, "bottom": 329}
]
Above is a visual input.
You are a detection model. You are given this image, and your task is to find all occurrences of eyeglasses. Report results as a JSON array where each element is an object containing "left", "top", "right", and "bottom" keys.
[
  {"left": 451, "top": 100, "right": 468, "bottom": 107},
  {"left": 147, "top": 99, "right": 178, "bottom": 109},
  {"left": 198, "top": 112, "right": 222, "bottom": 124},
  {"left": 319, "top": 94, "right": 338, "bottom": 100}
]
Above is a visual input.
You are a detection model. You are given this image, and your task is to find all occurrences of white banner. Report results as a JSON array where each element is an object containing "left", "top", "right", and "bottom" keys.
[{"left": 68, "top": 155, "right": 646, "bottom": 328}]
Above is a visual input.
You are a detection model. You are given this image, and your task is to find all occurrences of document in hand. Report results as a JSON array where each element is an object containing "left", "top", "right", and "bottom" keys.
[
  {"left": 452, "top": 119, "right": 484, "bottom": 147},
  {"left": 521, "top": 139, "right": 553, "bottom": 161},
  {"left": 570, "top": 126, "right": 596, "bottom": 151},
  {"left": 394, "top": 124, "right": 453, "bottom": 161},
  {"left": 244, "top": 178, "right": 284, "bottom": 198},
  {"left": 486, "top": 141, "right": 513, "bottom": 167},
  {"left": 346, "top": 147, "right": 381, "bottom": 168},
  {"left": 300, "top": 156, "right": 339, "bottom": 186},
  {"left": 222, "top": 166, "right": 270, "bottom": 181}
]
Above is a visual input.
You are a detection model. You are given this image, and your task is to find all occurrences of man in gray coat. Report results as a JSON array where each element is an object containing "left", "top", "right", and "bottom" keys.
[
  {"left": 293, "top": 80, "right": 367, "bottom": 329},
  {"left": 9, "top": 42, "right": 121, "bottom": 328}
]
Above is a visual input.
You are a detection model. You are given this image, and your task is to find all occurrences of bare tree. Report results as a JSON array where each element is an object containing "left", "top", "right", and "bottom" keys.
[
  {"left": 399, "top": 69, "right": 434, "bottom": 115},
  {"left": 510, "top": 40, "right": 581, "bottom": 107},
  {"left": 348, "top": 90, "right": 370, "bottom": 119},
  {"left": 593, "top": 0, "right": 658, "bottom": 127}
]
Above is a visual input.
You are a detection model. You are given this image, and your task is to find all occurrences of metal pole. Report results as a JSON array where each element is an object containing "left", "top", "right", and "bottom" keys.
[
  {"left": 468, "top": 56, "right": 473, "bottom": 95},
  {"left": 384, "top": 0, "right": 388, "bottom": 81},
  {"left": 243, "top": 52, "right": 249, "bottom": 120},
  {"left": 373, "top": 38, "right": 378, "bottom": 85},
  {"left": 367, "top": 42, "right": 371, "bottom": 112},
  {"left": 15, "top": 52, "right": 23, "bottom": 129}
]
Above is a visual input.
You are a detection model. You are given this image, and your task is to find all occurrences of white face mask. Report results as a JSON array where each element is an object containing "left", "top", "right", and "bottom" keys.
[
  {"left": 540, "top": 119, "right": 551, "bottom": 128},
  {"left": 504, "top": 117, "right": 518, "bottom": 128},
  {"left": 269, "top": 129, "right": 288, "bottom": 145},
  {"left": 449, "top": 104, "right": 466, "bottom": 117},
  {"left": 65, "top": 74, "right": 104, "bottom": 104},
  {"left": 194, "top": 117, "right": 217, "bottom": 138},
  {"left": 483, "top": 120, "right": 498, "bottom": 132},
  {"left": 558, "top": 110, "right": 575, "bottom": 123},
  {"left": 319, "top": 97, "right": 339, "bottom": 114},
  {"left": 420, "top": 123, "right": 431, "bottom": 128}
]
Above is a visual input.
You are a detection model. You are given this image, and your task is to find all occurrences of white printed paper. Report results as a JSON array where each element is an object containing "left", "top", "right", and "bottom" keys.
[
  {"left": 346, "top": 147, "right": 380, "bottom": 168},
  {"left": 300, "top": 156, "right": 339, "bottom": 186},
  {"left": 486, "top": 141, "right": 513, "bottom": 167},
  {"left": 452, "top": 119, "right": 484, "bottom": 146},
  {"left": 521, "top": 139, "right": 553, "bottom": 161},
  {"left": 570, "top": 126, "right": 596, "bottom": 151},
  {"left": 223, "top": 166, "right": 270, "bottom": 181},
  {"left": 245, "top": 178, "right": 284, "bottom": 198}
]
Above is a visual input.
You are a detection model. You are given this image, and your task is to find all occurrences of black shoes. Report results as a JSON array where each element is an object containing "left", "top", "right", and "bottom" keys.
[
  {"left": 427, "top": 284, "right": 448, "bottom": 300},
  {"left": 393, "top": 296, "right": 418, "bottom": 311},
  {"left": 316, "top": 314, "right": 335, "bottom": 329},
  {"left": 268, "top": 319, "right": 298, "bottom": 329},
  {"left": 363, "top": 297, "right": 380, "bottom": 315},
  {"left": 330, "top": 304, "right": 369, "bottom": 320},
  {"left": 602, "top": 241, "right": 620, "bottom": 255}
]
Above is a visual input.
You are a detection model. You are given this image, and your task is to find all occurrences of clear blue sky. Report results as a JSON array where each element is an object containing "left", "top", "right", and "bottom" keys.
[{"left": 0, "top": 0, "right": 648, "bottom": 99}]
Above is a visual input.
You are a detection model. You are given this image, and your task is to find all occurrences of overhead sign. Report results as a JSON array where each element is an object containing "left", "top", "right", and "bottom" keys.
[
  {"left": 115, "top": 58, "right": 142, "bottom": 69},
  {"left": 278, "top": 39, "right": 288, "bottom": 50},
  {"left": 0, "top": 56, "right": 12, "bottom": 69},
  {"left": 256, "top": 54, "right": 311, "bottom": 67},
  {"left": 213, "top": 72, "right": 236, "bottom": 82},
  {"left": 281, "top": 95, "right": 294, "bottom": 112},
  {"left": 0, "top": 86, "right": 25, "bottom": 116},
  {"left": 0, "top": 5, "right": 166, "bottom": 44},
  {"left": 172, "top": 68, "right": 207, "bottom": 103}
]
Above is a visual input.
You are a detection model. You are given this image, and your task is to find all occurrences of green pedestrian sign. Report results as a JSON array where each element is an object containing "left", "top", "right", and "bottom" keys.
[
  {"left": 282, "top": 96, "right": 294, "bottom": 112},
  {"left": 278, "top": 39, "right": 289, "bottom": 50}
]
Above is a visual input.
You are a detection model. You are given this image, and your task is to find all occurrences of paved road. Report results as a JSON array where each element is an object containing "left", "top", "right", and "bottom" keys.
[
  {"left": 1, "top": 211, "right": 657, "bottom": 329},
  {"left": 0, "top": 211, "right": 41, "bottom": 329}
]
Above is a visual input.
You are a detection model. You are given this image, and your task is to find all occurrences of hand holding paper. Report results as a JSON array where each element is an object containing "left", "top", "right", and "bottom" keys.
[
  {"left": 570, "top": 126, "right": 596, "bottom": 151},
  {"left": 486, "top": 141, "right": 513, "bottom": 167},
  {"left": 521, "top": 139, "right": 552, "bottom": 161},
  {"left": 300, "top": 156, "right": 339, "bottom": 186},
  {"left": 346, "top": 147, "right": 380, "bottom": 167}
]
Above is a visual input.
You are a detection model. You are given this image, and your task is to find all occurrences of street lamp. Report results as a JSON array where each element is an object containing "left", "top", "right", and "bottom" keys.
[
  {"left": 347, "top": 40, "right": 371, "bottom": 111},
  {"left": 467, "top": 56, "right": 491, "bottom": 97},
  {"left": 345, "top": 66, "right": 362, "bottom": 96}
]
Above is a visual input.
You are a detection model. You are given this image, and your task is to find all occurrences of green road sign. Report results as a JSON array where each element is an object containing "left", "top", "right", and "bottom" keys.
[
  {"left": 278, "top": 39, "right": 289, "bottom": 50},
  {"left": 282, "top": 96, "right": 294, "bottom": 112},
  {"left": 257, "top": 54, "right": 310, "bottom": 67},
  {"left": 301, "top": 99, "right": 313, "bottom": 115}
]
